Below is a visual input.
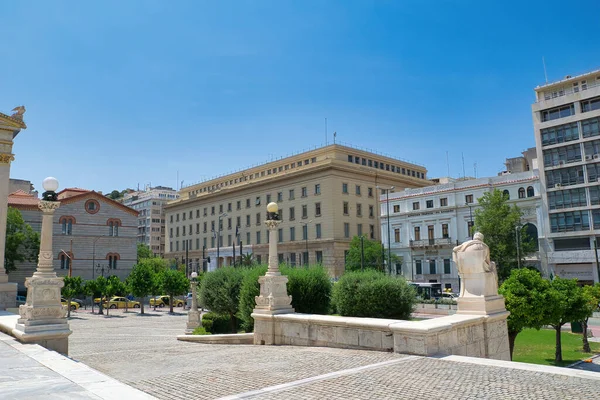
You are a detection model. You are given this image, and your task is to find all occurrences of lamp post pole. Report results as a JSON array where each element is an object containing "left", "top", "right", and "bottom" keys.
[
  {"left": 377, "top": 186, "right": 394, "bottom": 275},
  {"left": 467, "top": 203, "right": 474, "bottom": 239},
  {"left": 216, "top": 212, "right": 227, "bottom": 268}
]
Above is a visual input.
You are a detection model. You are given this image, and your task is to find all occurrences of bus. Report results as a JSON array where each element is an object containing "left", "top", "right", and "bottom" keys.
[{"left": 409, "top": 282, "right": 442, "bottom": 300}]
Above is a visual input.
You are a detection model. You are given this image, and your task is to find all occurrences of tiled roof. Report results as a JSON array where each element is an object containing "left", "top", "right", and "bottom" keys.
[{"left": 8, "top": 190, "right": 40, "bottom": 208}]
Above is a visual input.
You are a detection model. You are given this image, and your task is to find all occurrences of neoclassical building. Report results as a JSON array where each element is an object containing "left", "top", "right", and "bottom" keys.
[
  {"left": 8, "top": 188, "right": 138, "bottom": 291},
  {"left": 165, "top": 143, "right": 430, "bottom": 277},
  {"left": 380, "top": 171, "right": 543, "bottom": 292}
]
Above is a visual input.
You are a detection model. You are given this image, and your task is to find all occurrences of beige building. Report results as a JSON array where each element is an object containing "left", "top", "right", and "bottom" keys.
[
  {"left": 165, "top": 144, "right": 429, "bottom": 276},
  {"left": 532, "top": 68, "right": 600, "bottom": 284}
]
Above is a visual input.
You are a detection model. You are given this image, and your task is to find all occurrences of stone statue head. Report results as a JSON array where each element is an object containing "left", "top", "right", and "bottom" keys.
[{"left": 473, "top": 232, "right": 484, "bottom": 241}]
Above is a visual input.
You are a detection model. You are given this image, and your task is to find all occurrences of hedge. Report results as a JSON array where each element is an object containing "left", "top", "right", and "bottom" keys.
[
  {"left": 237, "top": 265, "right": 268, "bottom": 332},
  {"left": 199, "top": 267, "right": 245, "bottom": 333},
  {"left": 332, "top": 270, "right": 416, "bottom": 320},
  {"left": 201, "top": 312, "right": 232, "bottom": 334}
]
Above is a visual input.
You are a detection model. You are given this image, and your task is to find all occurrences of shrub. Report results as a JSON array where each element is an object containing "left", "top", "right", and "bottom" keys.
[
  {"left": 200, "top": 267, "right": 245, "bottom": 333},
  {"left": 332, "top": 270, "right": 416, "bottom": 320},
  {"left": 238, "top": 265, "right": 268, "bottom": 332},
  {"left": 192, "top": 326, "right": 210, "bottom": 335},
  {"left": 281, "top": 265, "right": 332, "bottom": 314},
  {"left": 201, "top": 312, "right": 232, "bottom": 334}
]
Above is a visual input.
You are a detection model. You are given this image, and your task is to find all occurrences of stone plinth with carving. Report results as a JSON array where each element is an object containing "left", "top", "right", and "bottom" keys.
[
  {"left": 13, "top": 198, "right": 72, "bottom": 355},
  {"left": 253, "top": 218, "right": 294, "bottom": 345}
]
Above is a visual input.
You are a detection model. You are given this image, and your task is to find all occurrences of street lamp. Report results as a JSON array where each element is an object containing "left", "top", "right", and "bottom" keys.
[
  {"left": 466, "top": 203, "right": 474, "bottom": 239},
  {"left": 214, "top": 212, "right": 228, "bottom": 268},
  {"left": 185, "top": 271, "right": 200, "bottom": 334},
  {"left": 300, "top": 220, "right": 312, "bottom": 266},
  {"left": 377, "top": 185, "right": 394, "bottom": 275}
]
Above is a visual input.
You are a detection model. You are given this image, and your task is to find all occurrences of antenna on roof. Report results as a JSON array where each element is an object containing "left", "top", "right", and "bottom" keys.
[
  {"left": 461, "top": 153, "right": 466, "bottom": 178},
  {"left": 542, "top": 56, "right": 548, "bottom": 83}
]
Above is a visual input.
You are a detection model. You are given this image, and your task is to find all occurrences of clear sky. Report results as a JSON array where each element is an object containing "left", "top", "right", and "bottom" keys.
[{"left": 2, "top": 1, "right": 599, "bottom": 194}]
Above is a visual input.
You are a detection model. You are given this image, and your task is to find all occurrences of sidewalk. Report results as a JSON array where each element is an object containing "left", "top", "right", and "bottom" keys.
[{"left": 0, "top": 330, "right": 155, "bottom": 399}]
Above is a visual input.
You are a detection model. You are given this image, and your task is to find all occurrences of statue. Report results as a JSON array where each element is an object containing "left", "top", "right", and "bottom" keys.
[
  {"left": 11, "top": 106, "right": 26, "bottom": 119},
  {"left": 452, "top": 232, "right": 498, "bottom": 298}
]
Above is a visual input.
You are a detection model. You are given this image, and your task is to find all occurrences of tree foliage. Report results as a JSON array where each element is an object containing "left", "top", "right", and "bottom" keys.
[
  {"left": 345, "top": 235, "right": 400, "bottom": 272},
  {"left": 499, "top": 268, "right": 554, "bottom": 359},
  {"left": 582, "top": 284, "right": 600, "bottom": 352},
  {"left": 137, "top": 243, "right": 153, "bottom": 260},
  {"left": 61, "top": 276, "right": 83, "bottom": 318},
  {"left": 200, "top": 267, "right": 245, "bottom": 332},
  {"left": 5, "top": 207, "right": 40, "bottom": 273},
  {"left": 127, "top": 261, "right": 157, "bottom": 314},
  {"left": 474, "top": 190, "right": 536, "bottom": 280},
  {"left": 159, "top": 269, "right": 189, "bottom": 314}
]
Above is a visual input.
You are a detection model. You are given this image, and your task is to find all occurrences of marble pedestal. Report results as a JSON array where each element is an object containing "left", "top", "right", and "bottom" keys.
[{"left": 253, "top": 274, "right": 294, "bottom": 345}]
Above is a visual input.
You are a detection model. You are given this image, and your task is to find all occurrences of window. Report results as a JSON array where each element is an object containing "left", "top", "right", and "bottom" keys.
[
  {"left": 444, "top": 259, "right": 451, "bottom": 274},
  {"left": 289, "top": 207, "right": 295, "bottom": 221},
  {"left": 465, "top": 194, "right": 473, "bottom": 204},
  {"left": 219, "top": 204, "right": 223, "bottom": 213},
  {"left": 356, "top": 203, "right": 362, "bottom": 217},
  {"left": 368, "top": 187, "right": 373, "bottom": 197},
  {"left": 369, "top": 205, "right": 374, "bottom": 218},
  {"left": 108, "top": 254, "right": 119, "bottom": 270},
  {"left": 60, "top": 253, "right": 71, "bottom": 270},
  {"left": 246, "top": 199, "right": 251, "bottom": 208},
  {"left": 301, "top": 187, "right": 307, "bottom": 197},
  {"left": 203, "top": 208, "right": 207, "bottom": 216},
  {"left": 228, "top": 218, "right": 232, "bottom": 230},
  {"left": 182, "top": 225, "right": 186, "bottom": 236},
  {"left": 315, "top": 184, "right": 321, "bottom": 195},
  {"left": 277, "top": 192, "right": 283, "bottom": 202},
  {"left": 440, "top": 198, "right": 448, "bottom": 207},
  {"left": 543, "top": 143, "right": 582, "bottom": 167},
  {"left": 394, "top": 228, "right": 400, "bottom": 242},
  {"left": 108, "top": 219, "right": 120, "bottom": 236},
  {"left": 256, "top": 213, "right": 261, "bottom": 225},
  {"left": 176, "top": 213, "right": 180, "bottom": 222},
  {"left": 527, "top": 186, "right": 534, "bottom": 197},
  {"left": 266, "top": 194, "right": 271, "bottom": 203},
  {"left": 541, "top": 104, "right": 575, "bottom": 122},
  {"left": 393, "top": 204, "right": 400, "bottom": 213},
  {"left": 357, "top": 224, "right": 363, "bottom": 236},
  {"left": 442, "top": 223, "right": 449, "bottom": 238},
  {"left": 278, "top": 229, "right": 283, "bottom": 243},
  {"left": 256, "top": 196, "right": 261, "bottom": 206},
  {"left": 316, "top": 251, "right": 323, "bottom": 264},
  {"left": 547, "top": 165, "right": 585, "bottom": 187},
  {"left": 426, "top": 200, "right": 433, "bottom": 208},
  {"left": 414, "top": 226, "right": 421, "bottom": 241},
  {"left": 302, "top": 205, "right": 308, "bottom": 218},
  {"left": 189, "top": 210, "right": 193, "bottom": 219},
  {"left": 582, "top": 116, "right": 600, "bottom": 139},
  {"left": 289, "top": 189, "right": 295, "bottom": 200},
  {"left": 369, "top": 224, "right": 375, "bottom": 239},
  {"left": 302, "top": 224, "right": 308, "bottom": 240},
  {"left": 344, "top": 223, "right": 350, "bottom": 238},
  {"left": 518, "top": 187, "right": 525, "bottom": 198},
  {"left": 227, "top": 203, "right": 232, "bottom": 212},
  {"left": 342, "top": 183, "right": 348, "bottom": 194},
  {"left": 502, "top": 190, "right": 510, "bottom": 200},
  {"left": 170, "top": 215, "right": 174, "bottom": 223},
  {"left": 343, "top": 201, "right": 349, "bottom": 215},
  {"left": 316, "top": 223, "right": 322, "bottom": 238},
  {"left": 429, "top": 260, "right": 436, "bottom": 274},
  {"left": 211, "top": 206, "right": 215, "bottom": 215},
  {"left": 415, "top": 260, "right": 422, "bottom": 275},
  {"left": 227, "top": 235, "right": 232, "bottom": 246},
  {"left": 315, "top": 202, "right": 321, "bottom": 216},
  {"left": 548, "top": 187, "right": 587, "bottom": 210},
  {"left": 246, "top": 232, "right": 250, "bottom": 245},
  {"left": 246, "top": 215, "right": 250, "bottom": 226},
  {"left": 170, "top": 228, "right": 173, "bottom": 238},
  {"left": 355, "top": 185, "right": 361, "bottom": 195},
  {"left": 550, "top": 210, "right": 590, "bottom": 232},
  {"left": 582, "top": 96, "right": 600, "bottom": 113},
  {"left": 85, "top": 199, "right": 100, "bottom": 214},
  {"left": 237, "top": 201, "right": 241, "bottom": 210},
  {"left": 60, "top": 216, "right": 74, "bottom": 235},
  {"left": 256, "top": 231, "right": 261, "bottom": 244},
  {"left": 236, "top": 216, "right": 241, "bottom": 229},
  {"left": 412, "top": 202, "right": 420, "bottom": 210},
  {"left": 541, "top": 122, "right": 579, "bottom": 146},
  {"left": 290, "top": 227, "right": 295, "bottom": 241}
]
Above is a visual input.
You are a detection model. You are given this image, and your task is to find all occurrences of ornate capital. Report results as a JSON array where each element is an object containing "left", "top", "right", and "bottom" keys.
[
  {"left": 38, "top": 200, "right": 61, "bottom": 213},
  {"left": 0, "top": 153, "right": 15, "bottom": 165},
  {"left": 264, "top": 220, "right": 282, "bottom": 230}
]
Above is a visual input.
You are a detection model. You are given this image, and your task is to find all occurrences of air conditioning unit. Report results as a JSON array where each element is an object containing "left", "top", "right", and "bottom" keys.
[
  {"left": 555, "top": 183, "right": 562, "bottom": 188},
  {"left": 586, "top": 155, "right": 593, "bottom": 161},
  {"left": 594, "top": 154, "right": 600, "bottom": 160},
  {"left": 558, "top": 160, "right": 566, "bottom": 166}
]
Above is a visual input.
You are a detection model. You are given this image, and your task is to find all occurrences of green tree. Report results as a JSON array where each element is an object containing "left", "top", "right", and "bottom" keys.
[
  {"left": 547, "top": 278, "right": 589, "bottom": 363},
  {"left": 200, "top": 267, "right": 245, "bottom": 332},
  {"left": 159, "top": 269, "right": 189, "bottom": 314},
  {"left": 241, "top": 253, "right": 255, "bottom": 267},
  {"left": 345, "top": 235, "right": 400, "bottom": 272},
  {"left": 103, "top": 275, "right": 125, "bottom": 316},
  {"left": 107, "top": 190, "right": 123, "bottom": 200},
  {"left": 91, "top": 276, "right": 108, "bottom": 315},
  {"left": 127, "top": 261, "right": 157, "bottom": 314},
  {"left": 474, "top": 189, "right": 536, "bottom": 280},
  {"left": 582, "top": 283, "right": 600, "bottom": 352},
  {"left": 137, "top": 243, "right": 153, "bottom": 260},
  {"left": 499, "top": 268, "right": 554, "bottom": 359},
  {"left": 61, "top": 276, "right": 83, "bottom": 318},
  {"left": 5, "top": 207, "right": 40, "bottom": 273}
]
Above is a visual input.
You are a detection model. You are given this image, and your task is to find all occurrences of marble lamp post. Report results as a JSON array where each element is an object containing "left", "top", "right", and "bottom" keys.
[
  {"left": 186, "top": 272, "right": 201, "bottom": 334},
  {"left": 13, "top": 177, "right": 72, "bottom": 355},
  {"left": 252, "top": 202, "right": 294, "bottom": 344}
]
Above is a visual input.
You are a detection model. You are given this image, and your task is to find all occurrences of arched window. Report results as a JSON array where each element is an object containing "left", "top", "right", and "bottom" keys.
[
  {"left": 58, "top": 251, "right": 72, "bottom": 270},
  {"left": 59, "top": 216, "right": 76, "bottom": 235},
  {"left": 518, "top": 187, "right": 525, "bottom": 199},
  {"left": 522, "top": 223, "right": 539, "bottom": 251},
  {"left": 107, "top": 253, "right": 120, "bottom": 269},
  {"left": 527, "top": 186, "right": 535, "bottom": 198},
  {"left": 503, "top": 190, "right": 510, "bottom": 200},
  {"left": 107, "top": 219, "right": 121, "bottom": 237}
]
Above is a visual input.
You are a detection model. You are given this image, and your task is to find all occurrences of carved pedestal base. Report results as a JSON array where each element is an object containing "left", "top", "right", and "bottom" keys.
[
  {"left": 253, "top": 274, "right": 294, "bottom": 345},
  {"left": 13, "top": 276, "right": 71, "bottom": 355},
  {"left": 186, "top": 310, "right": 201, "bottom": 334},
  {"left": 0, "top": 281, "right": 17, "bottom": 310}
]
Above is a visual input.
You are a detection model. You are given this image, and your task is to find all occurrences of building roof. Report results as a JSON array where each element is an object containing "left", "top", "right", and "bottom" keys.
[
  {"left": 534, "top": 68, "right": 600, "bottom": 91},
  {"left": 8, "top": 190, "right": 40, "bottom": 210},
  {"left": 0, "top": 111, "right": 27, "bottom": 129}
]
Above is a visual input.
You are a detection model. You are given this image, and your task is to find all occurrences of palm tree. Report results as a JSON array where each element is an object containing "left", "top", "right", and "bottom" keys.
[{"left": 241, "top": 253, "right": 255, "bottom": 267}]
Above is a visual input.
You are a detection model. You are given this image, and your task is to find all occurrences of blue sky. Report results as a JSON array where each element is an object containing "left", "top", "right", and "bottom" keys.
[{"left": 1, "top": 1, "right": 599, "bottom": 194}]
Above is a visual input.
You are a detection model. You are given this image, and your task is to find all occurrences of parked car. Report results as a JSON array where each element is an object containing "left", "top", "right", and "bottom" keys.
[
  {"left": 440, "top": 292, "right": 459, "bottom": 302},
  {"left": 150, "top": 295, "right": 184, "bottom": 308},
  {"left": 72, "top": 298, "right": 85, "bottom": 308},
  {"left": 185, "top": 293, "right": 192, "bottom": 308},
  {"left": 103, "top": 296, "right": 141, "bottom": 309},
  {"left": 61, "top": 297, "right": 80, "bottom": 310},
  {"left": 16, "top": 295, "right": 26, "bottom": 306}
]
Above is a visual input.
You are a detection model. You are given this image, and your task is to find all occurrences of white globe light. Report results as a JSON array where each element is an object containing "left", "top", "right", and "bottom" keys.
[
  {"left": 42, "top": 177, "right": 59, "bottom": 192},
  {"left": 267, "top": 202, "right": 278, "bottom": 213},
  {"left": 191, "top": 272, "right": 198, "bottom": 279}
]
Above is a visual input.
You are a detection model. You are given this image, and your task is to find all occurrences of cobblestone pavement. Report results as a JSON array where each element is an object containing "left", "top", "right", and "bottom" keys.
[{"left": 68, "top": 309, "right": 600, "bottom": 400}]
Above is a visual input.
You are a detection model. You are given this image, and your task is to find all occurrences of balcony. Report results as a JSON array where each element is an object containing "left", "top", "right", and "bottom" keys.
[{"left": 410, "top": 237, "right": 453, "bottom": 248}]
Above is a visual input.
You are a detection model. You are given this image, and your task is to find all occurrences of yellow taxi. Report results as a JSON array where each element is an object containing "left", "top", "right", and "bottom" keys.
[
  {"left": 61, "top": 297, "right": 80, "bottom": 311},
  {"left": 103, "top": 296, "right": 141, "bottom": 309},
  {"left": 149, "top": 295, "right": 184, "bottom": 308}
]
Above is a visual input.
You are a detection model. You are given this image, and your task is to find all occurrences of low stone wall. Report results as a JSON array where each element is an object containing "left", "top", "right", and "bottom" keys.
[
  {"left": 252, "top": 311, "right": 510, "bottom": 361},
  {"left": 414, "top": 303, "right": 458, "bottom": 315}
]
